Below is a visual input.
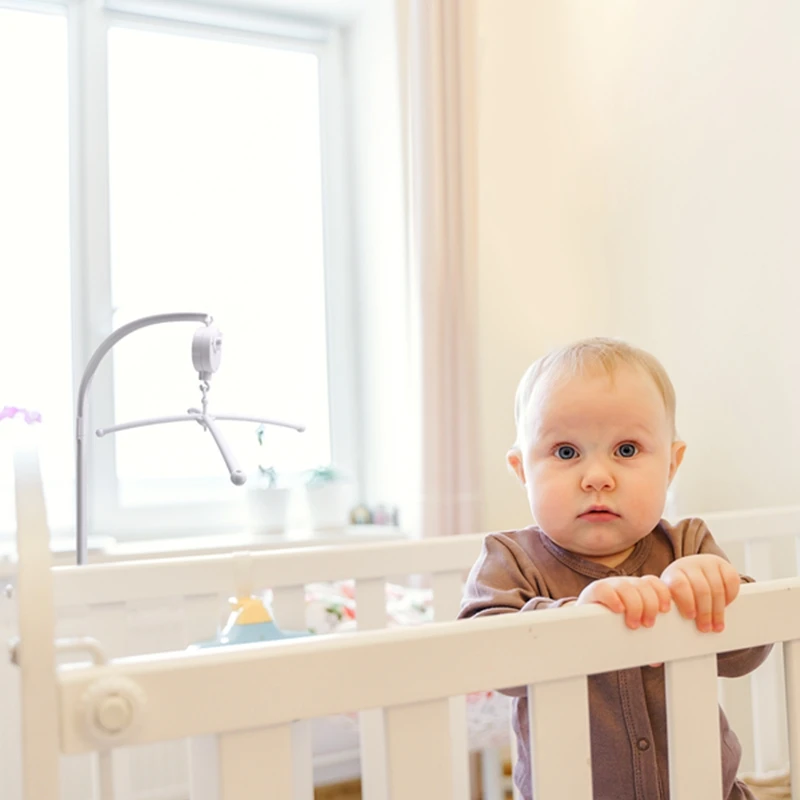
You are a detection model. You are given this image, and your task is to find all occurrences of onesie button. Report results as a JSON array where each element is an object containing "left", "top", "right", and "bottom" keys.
[{"left": 637, "top": 738, "right": 650, "bottom": 751}]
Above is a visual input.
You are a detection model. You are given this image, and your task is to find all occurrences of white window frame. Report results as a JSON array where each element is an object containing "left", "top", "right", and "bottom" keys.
[{"left": 5, "top": 0, "right": 364, "bottom": 544}]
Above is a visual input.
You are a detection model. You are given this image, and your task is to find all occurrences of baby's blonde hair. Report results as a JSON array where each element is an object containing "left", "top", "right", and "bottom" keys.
[{"left": 512, "top": 337, "right": 677, "bottom": 450}]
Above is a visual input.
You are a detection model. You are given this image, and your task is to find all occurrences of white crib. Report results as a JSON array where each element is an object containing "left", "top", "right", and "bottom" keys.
[{"left": 7, "top": 443, "right": 800, "bottom": 799}]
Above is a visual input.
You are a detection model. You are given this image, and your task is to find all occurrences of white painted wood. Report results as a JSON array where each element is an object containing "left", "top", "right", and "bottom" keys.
[
  {"left": 14, "top": 444, "right": 61, "bottom": 800},
  {"left": 795, "top": 534, "right": 800, "bottom": 578},
  {"left": 50, "top": 533, "right": 486, "bottom": 607},
  {"left": 254, "top": 585, "right": 316, "bottom": 800},
  {"left": 57, "top": 583, "right": 792, "bottom": 753},
  {"left": 291, "top": 721, "right": 315, "bottom": 800},
  {"left": 702, "top": 506, "right": 800, "bottom": 544},
  {"left": 189, "top": 735, "right": 221, "bottom": 800},
  {"left": 782, "top": 639, "right": 800, "bottom": 800},
  {"left": 751, "top": 647, "right": 788, "bottom": 772},
  {"left": 745, "top": 539, "right": 774, "bottom": 583},
  {"left": 96, "top": 751, "right": 115, "bottom": 800},
  {"left": 510, "top": 722, "right": 522, "bottom": 800},
  {"left": 385, "top": 699, "right": 454, "bottom": 799},
  {"left": 446, "top": 696, "right": 471, "bottom": 800},
  {"left": 230, "top": 552, "right": 255, "bottom": 600},
  {"left": 432, "top": 570, "right": 465, "bottom": 621},
  {"left": 356, "top": 578, "right": 389, "bottom": 800},
  {"left": 746, "top": 539, "right": 789, "bottom": 772},
  {"left": 218, "top": 725, "right": 294, "bottom": 800},
  {"left": 184, "top": 593, "right": 228, "bottom": 645},
  {"left": 527, "top": 677, "right": 592, "bottom": 800},
  {"left": 433, "top": 570, "right": 472, "bottom": 799},
  {"left": 480, "top": 748, "right": 503, "bottom": 800},
  {"left": 271, "top": 584, "right": 308, "bottom": 631},
  {"left": 355, "top": 578, "right": 387, "bottom": 631},
  {"left": 665, "top": 655, "right": 722, "bottom": 800}
]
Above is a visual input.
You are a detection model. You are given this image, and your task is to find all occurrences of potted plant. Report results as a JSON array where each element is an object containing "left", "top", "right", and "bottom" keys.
[
  {"left": 245, "top": 426, "right": 292, "bottom": 534},
  {"left": 304, "top": 464, "right": 356, "bottom": 531}
]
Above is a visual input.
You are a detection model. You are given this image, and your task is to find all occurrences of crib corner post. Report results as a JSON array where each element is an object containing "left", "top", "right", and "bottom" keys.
[{"left": 13, "top": 442, "right": 61, "bottom": 800}]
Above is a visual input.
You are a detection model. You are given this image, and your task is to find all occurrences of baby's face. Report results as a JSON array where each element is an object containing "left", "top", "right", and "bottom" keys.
[{"left": 508, "top": 364, "right": 685, "bottom": 567}]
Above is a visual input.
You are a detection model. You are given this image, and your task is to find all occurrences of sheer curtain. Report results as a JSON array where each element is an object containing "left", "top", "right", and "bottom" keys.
[{"left": 396, "top": 0, "right": 482, "bottom": 538}]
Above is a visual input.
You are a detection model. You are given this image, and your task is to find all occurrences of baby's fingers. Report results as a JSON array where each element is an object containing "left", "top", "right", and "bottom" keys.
[
  {"left": 635, "top": 581, "right": 663, "bottom": 629},
  {"left": 614, "top": 583, "right": 645, "bottom": 630},
  {"left": 586, "top": 582, "right": 625, "bottom": 615},
  {"left": 641, "top": 575, "right": 672, "bottom": 615},
  {"left": 719, "top": 561, "right": 741, "bottom": 606},
  {"left": 663, "top": 569, "right": 696, "bottom": 621}
]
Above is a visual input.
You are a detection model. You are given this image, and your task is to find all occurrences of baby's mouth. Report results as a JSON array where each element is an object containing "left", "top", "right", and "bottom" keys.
[{"left": 578, "top": 506, "right": 620, "bottom": 520}]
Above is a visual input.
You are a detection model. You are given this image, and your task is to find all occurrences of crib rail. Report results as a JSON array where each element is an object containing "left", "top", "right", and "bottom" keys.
[
  {"left": 49, "top": 534, "right": 485, "bottom": 608},
  {"left": 54, "top": 580, "right": 800, "bottom": 800}
]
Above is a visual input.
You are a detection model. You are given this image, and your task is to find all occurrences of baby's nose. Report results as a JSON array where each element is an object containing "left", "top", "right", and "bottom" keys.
[{"left": 581, "top": 461, "right": 615, "bottom": 491}]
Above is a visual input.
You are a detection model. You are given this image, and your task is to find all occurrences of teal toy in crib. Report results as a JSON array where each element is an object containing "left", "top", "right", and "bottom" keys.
[{"left": 190, "top": 595, "right": 311, "bottom": 649}]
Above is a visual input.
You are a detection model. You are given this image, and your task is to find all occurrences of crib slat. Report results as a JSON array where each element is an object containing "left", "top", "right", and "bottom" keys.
[
  {"left": 219, "top": 726, "right": 293, "bottom": 800},
  {"left": 385, "top": 699, "right": 454, "bottom": 798},
  {"left": 258, "top": 586, "right": 313, "bottom": 800},
  {"left": 665, "top": 654, "right": 721, "bottom": 800},
  {"left": 751, "top": 646, "right": 788, "bottom": 772},
  {"left": 744, "top": 541, "right": 788, "bottom": 771},
  {"left": 291, "top": 721, "right": 314, "bottom": 800},
  {"left": 794, "top": 534, "right": 800, "bottom": 579},
  {"left": 356, "top": 578, "right": 389, "bottom": 800},
  {"left": 14, "top": 446, "right": 60, "bottom": 800},
  {"left": 527, "top": 676, "right": 592, "bottom": 799},
  {"left": 446, "top": 696, "right": 471, "bottom": 799},
  {"left": 433, "top": 570, "right": 471, "bottom": 798},
  {"left": 355, "top": 578, "right": 387, "bottom": 630},
  {"left": 271, "top": 585, "right": 307, "bottom": 631},
  {"left": 432, "top": 570, "right": 464, "bottom": 621},
  {"left": 189, "top": 736, "right": 220, "bottom": 800},
  {"left": 782, "top": 639, "right": 800, "bottom": 800}
]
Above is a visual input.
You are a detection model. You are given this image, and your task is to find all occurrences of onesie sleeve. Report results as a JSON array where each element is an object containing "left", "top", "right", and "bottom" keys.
[{"left": 458, "top": 532, "right": 576, "bottom": 696}]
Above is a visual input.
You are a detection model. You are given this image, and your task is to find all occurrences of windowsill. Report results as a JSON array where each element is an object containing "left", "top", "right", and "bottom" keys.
[{"left": 0, "top": 524, "right": 409, "bottom": 574}]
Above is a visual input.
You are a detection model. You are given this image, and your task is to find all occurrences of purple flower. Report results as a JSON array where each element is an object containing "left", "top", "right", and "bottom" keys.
[{"left": 0, "top": 406, "right": 42, "bottom": 425}]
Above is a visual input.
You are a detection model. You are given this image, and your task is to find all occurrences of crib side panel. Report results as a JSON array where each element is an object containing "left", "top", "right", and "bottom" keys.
[
  {"left": 710, "top": 511, "right": 800, "bottom": 775},
  {"left": 28, "top": 536, "right": 485, "bottom": 800}
]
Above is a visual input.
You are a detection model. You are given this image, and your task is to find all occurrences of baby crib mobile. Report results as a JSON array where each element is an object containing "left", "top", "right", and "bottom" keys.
[{"left": 75, "top": 312, "right": 305, "bottom": 564}]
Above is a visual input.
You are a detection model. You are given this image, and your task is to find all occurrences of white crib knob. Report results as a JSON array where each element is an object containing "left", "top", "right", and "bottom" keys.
[
  {"left": 96, "top": 694, "right": 134, "bottom": 734},
  {"left": 81, "top": 677, "right": 146, "bottom": 745}
]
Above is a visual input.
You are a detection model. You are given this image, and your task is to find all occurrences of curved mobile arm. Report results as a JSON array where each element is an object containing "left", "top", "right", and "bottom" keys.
[{"left": 76, "top": 313, "right": 212, "bottom": 565}]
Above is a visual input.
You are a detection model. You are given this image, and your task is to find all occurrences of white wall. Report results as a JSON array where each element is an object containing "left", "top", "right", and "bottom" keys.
[{"left": 475, "top": 1, "right": 800, "bottom": 531}]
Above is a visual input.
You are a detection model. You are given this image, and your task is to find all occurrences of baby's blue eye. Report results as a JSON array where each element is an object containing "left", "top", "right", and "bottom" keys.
[
  {"left": 555, "top": 445, "right": 578, "bottom": 460},
  {"left": 616, "top": 443, "right": 638, "bottom": 458}
]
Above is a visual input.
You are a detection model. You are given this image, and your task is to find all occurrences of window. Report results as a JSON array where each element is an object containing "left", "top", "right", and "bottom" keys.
[
  {"left": 2, "top": 0, "right": 361, "bottom": 543},
  {"left": 0, "top": 6, "right": 73, "bottom": 536},
  {"left": 107, "top": 26, "right": 331, "bottom": 495}
]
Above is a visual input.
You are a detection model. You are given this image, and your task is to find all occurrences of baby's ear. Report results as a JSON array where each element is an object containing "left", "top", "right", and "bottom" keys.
[
  {"left": 668, "top": 440, "right": 686, "bottom": 483},
  {"left": 507, "top": 449, "right": 526, "bottom": 485}
]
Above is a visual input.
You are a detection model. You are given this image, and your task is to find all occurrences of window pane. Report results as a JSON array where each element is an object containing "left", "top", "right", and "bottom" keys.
[
  {"left": 0, "top": 9, "right": 72, "bottom": 534},
  {"left": 107, "top": 26, "right": 331, "bottom": 504}
]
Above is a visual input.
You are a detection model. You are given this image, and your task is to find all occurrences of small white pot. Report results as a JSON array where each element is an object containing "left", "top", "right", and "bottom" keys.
[
  {"left": 306, "top": 481, "right": 356, "bottom": 531},
  {"left": 246, "top": 485, "right": 291, "bottom": 534}
]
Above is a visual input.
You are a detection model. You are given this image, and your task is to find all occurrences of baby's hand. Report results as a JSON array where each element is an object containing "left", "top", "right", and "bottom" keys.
[
  {"left": 660, "top": 554, "right": 740, "bottom": 633},
  {"left": 575, "top": 575, "right": 672, "bottom": 630}
]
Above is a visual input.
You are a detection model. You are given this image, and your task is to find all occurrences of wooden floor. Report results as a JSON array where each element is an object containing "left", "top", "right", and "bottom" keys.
[
  {"left": 314, "top": 780, "right": 361, "bottom": 800},
  {"left": 313, "top": 769, "right": 791, "bottom": 800}
]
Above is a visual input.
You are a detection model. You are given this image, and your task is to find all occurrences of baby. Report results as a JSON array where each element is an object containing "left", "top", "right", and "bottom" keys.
[{"left": 458, "top": 337, "right": 771, "bottom": 800}]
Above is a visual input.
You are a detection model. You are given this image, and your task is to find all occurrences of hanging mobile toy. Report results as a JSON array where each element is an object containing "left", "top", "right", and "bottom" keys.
[{"left": 75, "top": 312, "right": 305, "bottom": 564}]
